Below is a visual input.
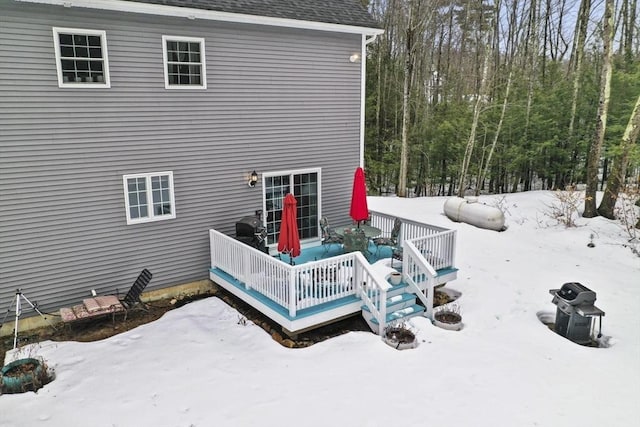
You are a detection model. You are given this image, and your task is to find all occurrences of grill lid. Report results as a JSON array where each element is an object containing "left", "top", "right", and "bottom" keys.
[{"left": 550, "top": 282, "right": 597, "bottom": 306}]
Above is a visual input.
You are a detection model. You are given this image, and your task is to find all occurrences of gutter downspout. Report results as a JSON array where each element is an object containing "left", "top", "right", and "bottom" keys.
[{"left": 359, "top": 33, "right": 378, "bottom": 168}]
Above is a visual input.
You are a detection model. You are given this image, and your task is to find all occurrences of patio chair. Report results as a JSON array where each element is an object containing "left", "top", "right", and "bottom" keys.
[
  {"left": 342, "top": 227, "right": 368, "bottom": 256},
  {"left": 120, "top": 268, "right": 153, "bottom": 312},
  {"left": 59, "top": 269, "right": 153, "bottom": 325},
  {"left": 372, "top": 217, "right": 401, "bottom": 257},
  {"left": 319, "top": 216, "right": 343, "bottom": 254}
]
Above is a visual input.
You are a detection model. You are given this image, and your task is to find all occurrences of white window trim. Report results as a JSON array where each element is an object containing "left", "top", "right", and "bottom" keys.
[
  {"left": 123, "top": 171, "right": 176, "bottom": 225},
  {"left": 161, "top": 35, "right": 207, "bottom": 90},
  {"left": 52, "top": 27, "right": 111, "bottom": 89}
]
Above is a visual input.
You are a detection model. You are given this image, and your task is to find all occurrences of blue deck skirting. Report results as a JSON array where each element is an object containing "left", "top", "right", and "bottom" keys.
[{"left": 210, "top": 268, "right": 360, "bottom": 321}]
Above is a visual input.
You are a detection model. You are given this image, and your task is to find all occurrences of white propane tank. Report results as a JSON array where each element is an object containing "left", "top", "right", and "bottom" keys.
[{"left": 443, "top": 197, "right": 506, "bottom": 231}]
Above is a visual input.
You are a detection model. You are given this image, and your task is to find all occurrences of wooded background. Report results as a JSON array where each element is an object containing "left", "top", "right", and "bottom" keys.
[{"left": 363, "top": 0, "right": 639, "bottom": 219}]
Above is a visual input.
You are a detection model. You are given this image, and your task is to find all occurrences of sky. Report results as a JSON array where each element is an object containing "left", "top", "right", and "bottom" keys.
[{"left": 0, "top": 190, "right": 638, "bottom": 427}]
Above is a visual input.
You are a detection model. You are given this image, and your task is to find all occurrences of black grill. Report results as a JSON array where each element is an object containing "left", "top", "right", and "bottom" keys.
[
  {"left": 549, "top": 282, "right": 604, "bottom": 344},
  {"left": 235, "top": 214, "right": 267, "bottom": 253}
]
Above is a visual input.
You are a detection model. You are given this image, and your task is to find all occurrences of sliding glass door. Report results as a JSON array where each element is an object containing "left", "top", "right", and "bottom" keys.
[{"left": 263, "top": 168, "right": 320, "bottom": 245}]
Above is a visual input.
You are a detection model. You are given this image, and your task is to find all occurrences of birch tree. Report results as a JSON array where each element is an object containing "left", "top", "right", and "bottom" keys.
[
  {"left": 584, "top": 0, "right": 615, "bottom": 217},
  {"left": 597, "top": 93, "right": 640, "bottom": 218}
]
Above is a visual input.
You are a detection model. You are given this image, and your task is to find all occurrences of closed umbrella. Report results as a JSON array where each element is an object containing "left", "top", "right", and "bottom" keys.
[
  {"left": 349, "top": 167, "right": 369, "bottom": 227},
  {"left": 277, "top": 193, "right": 301, "bottom": 264}
]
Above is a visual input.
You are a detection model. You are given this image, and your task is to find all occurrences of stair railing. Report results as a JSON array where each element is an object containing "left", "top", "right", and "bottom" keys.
[
  {"left": 401, "top": 240, "right": 436, "bottom": 319},
  {"left": 353, "top": 251, "right": 389, "bottom": 334}
]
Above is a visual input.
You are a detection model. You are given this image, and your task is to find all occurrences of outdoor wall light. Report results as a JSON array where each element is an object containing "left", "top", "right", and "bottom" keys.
[
  {"left": 349, "top": 53, "right": 361, "bottom": 63},
  {"left": 248, "top": 170, "right": 259, "bottom": 187}
]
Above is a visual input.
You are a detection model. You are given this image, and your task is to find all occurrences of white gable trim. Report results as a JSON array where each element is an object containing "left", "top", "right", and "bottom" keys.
[{"left": 16, "top": 0, "right": 385, "bottom": 36}]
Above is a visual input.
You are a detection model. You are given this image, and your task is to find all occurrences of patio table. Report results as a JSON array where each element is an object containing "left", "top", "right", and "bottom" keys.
[
  {"left": 333, "top": 224, "right": 382, "bottom": 239},
  {"left": 334, "top": 225, "right": 382, "bottom": 257}
]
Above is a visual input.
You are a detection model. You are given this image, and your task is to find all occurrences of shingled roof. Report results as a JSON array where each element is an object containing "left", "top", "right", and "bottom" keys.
[{"left": 123, "top": 0, "right": 380, "bottom": 29}]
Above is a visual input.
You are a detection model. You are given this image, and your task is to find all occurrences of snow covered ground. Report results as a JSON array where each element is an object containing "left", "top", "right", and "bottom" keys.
[{"left": 1, "top": 191, "right": 638, "bottom": 427}]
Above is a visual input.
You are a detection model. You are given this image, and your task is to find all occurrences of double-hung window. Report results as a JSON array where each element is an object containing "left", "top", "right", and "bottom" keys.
[
  {"left": 123, "top": 172, "right": 176, "bottom": 225},
  {"left": 52, "top": 27, "right": 110, "bottom": 88},
  {"left": 162, "top": 36, "right": 206, "bottom": 89}
]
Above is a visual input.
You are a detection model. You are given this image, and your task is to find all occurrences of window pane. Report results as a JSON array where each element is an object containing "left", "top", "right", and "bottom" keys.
[
  {"left": 167, "top": 41, "right": 177, "bottom": 50},
  {"left": 130, "top": 207, "right": 140, "bottom": 219},
  {"left": 73, "top": 34, "right": 87, "bottom": 45},
  {"left": 60, "top": 46, "right": 74, "bottom": 57},
  {"left": 89, "top": 47, "right": 102, "bottom": 58},
  {"left": 139, "top": 205, "right": 148, "bottom": 218},
  {"left": 61, "top": 60, "right": 75, "bottom": 71},
  {"left": 152, "top": 189, "right": 161, "bottom": 203},
  {"left": 59, "top": 33, "right": 73, "bottom": 45},
  {"left": 88, "top": 35, "right": 101, "bottom": 46},
  {"left": 90, "top": 61, "right": 103, "bottom": 72},
  {"left": 75, "top": 46, "right": 88, "bottom": 57}
]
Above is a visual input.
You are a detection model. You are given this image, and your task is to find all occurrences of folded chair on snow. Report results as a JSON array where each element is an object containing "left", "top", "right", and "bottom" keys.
[{"left": 60, "top": 269, "right": 153, "bottom": 324}]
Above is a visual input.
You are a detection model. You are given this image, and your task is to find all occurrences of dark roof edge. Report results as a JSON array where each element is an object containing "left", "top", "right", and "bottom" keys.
[{"left": 15, "top": 0, "right": 384, "bottom": 35}]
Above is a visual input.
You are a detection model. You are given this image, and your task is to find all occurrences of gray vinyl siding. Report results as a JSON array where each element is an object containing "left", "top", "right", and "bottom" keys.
[{"left": 0, "top": 1, "right": 363, "bottom": 314}]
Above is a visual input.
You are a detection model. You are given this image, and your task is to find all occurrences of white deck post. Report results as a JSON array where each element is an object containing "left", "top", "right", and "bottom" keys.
[{"left": 289, "top": 268, "right": 297, "bottom": 317}]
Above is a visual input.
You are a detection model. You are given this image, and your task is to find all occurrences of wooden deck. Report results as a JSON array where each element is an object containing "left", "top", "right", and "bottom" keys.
[{"left": 209, "top": 211, "right": 458, "bottom": 335}]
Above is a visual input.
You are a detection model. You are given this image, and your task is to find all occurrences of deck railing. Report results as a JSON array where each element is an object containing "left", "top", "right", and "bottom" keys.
[
  {"left": 210, "top": 229, "right": 389, "bottom": 324},
  {"left": 211, "top": 212, "right": 456, "bottom": 329},
  {"left": 369, "top": 210, "right": 456, "bottom": 270}
]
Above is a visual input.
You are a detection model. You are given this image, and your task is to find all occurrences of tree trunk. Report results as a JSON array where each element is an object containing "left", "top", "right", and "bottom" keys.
[
  {"left": 477, "top": 69, "right": 513, "bottom": 196},
  {"left": 597, "top": 93, "right": 640, "bottom": 218},
  {"left": 567, "top": 0, "right": 591, "bottom": 184},
  {"left": 458, "top": 28, "right": 492, "bottom": 197},
  {"left": 584, "top": 0, "right": 614, "bottom": 218},
  {"left": 398, "top": 2, "right": 416, "bottom": 198}
]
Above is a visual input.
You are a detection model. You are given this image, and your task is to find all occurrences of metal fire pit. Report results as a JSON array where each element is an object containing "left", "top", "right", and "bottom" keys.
[{"left": 549, "top": 282, "right": 604, "bottom": 344}]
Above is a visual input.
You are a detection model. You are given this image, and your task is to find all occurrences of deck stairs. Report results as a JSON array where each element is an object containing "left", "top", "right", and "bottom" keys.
[{"left": 361, "top": 280, "right": 426, "bottom": 333}]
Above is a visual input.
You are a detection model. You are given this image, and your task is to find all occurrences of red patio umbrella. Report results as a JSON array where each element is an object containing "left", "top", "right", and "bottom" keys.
[
  {"left": 349, "top": 167, "right": 369, "bottom": 227},
  {"left": 277, "top": 193, "right": 301, "bottom": 264}
]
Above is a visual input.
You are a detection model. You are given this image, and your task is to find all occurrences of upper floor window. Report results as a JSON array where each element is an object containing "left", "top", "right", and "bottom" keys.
[
  {"left": 162, "top": 36, "right": 206, "bottom": 89},
  {"left": 123, "top": 172, "right": 176, "bottom": 225},
  {"left": 52, "top": 27, "right": 110, "bottom": 88}
]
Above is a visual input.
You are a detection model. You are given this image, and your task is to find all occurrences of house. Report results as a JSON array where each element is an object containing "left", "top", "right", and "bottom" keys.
[{"left": 0, "top": 0, "right": 384, "bottom": 332}]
